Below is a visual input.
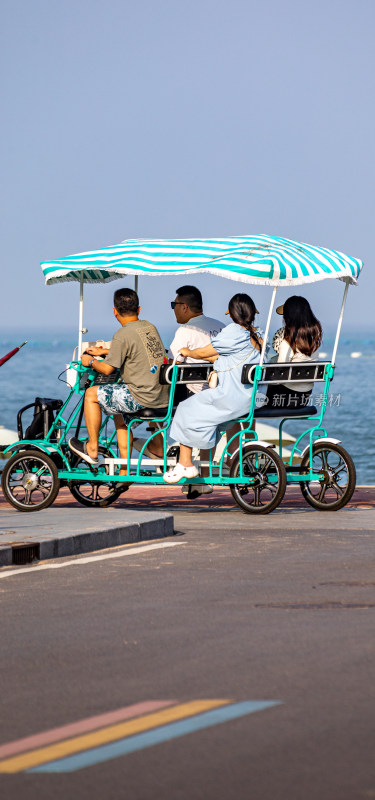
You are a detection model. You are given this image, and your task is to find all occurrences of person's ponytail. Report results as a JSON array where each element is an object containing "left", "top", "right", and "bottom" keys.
[{"left": 228, "top": 294, "right": 261, "bottom": 348}]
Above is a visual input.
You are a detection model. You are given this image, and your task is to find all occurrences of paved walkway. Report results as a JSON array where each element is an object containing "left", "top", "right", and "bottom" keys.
[
  {"left": 1, "top": 484, "right": 373, "bottom": 512},
  {"left": 0, "top": 485, "right": 373, "bottom": 567},
  {"left": 0, "top": 493, "right": 173, "bottom": 566}
]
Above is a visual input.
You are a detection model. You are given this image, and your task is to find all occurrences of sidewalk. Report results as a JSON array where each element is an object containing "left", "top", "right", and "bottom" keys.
[
  {"left": 1, "top": 484, "right": 373, "bottom": 567},
  {"left": 0, "top": 503, "right": 174, "bottom": 567}
]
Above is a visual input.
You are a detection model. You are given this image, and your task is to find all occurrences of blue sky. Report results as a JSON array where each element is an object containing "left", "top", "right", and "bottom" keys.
[{"left": 1, "top": 0, "right": 374, "bottom": 340}]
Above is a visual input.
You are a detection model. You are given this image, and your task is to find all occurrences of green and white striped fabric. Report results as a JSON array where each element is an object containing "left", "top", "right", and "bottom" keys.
[{"left": 41, "top": 235, "right": 363, "bottom": 286}]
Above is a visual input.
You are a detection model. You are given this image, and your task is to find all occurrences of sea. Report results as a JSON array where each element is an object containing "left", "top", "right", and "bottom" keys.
[{"left": 0, "top": 326, "right": 374, "bottom": 484}]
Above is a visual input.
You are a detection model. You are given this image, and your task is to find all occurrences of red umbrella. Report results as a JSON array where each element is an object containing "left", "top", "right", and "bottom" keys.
[{"left": 0, "top": 341, "right": 28, "bottom": 367}]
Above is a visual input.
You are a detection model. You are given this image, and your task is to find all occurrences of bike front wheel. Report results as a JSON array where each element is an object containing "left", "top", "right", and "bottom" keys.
[{"left": 1, "top": 449, "right": 60, "bottom": 511}]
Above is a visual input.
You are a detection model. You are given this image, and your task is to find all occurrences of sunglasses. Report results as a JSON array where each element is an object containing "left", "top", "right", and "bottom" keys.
[{"left": 170, "top": 301, "right": 185, "bottom": 309}]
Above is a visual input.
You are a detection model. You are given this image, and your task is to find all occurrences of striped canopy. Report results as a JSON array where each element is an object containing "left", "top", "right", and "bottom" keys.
[{"left": 41, "top": 235, "right": 363, "bottom": 286}]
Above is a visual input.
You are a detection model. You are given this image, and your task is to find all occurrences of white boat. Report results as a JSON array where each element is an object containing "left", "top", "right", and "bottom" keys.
[
  {"left": 0, "top": 425, "right": 18, "bottom": 455},
  {"left": 212, "top": 423, "right": 297, "bottom": 463}
]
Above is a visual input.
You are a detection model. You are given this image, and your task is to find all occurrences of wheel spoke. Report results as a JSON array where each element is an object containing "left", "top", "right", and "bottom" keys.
[
  {"left": 317, "top": 482, "right": 328, "bottom": 502},
  {"left": 18, "top": 459, "right": 30, "bottom": 475},
  {"left": 331, "top": 480, "right": 344, "bottom": 497},
  {"left": 24, "top": 487, "right": 32, "bottom": 504},
  {"left": 261, "top": 455, "right": 273, "bottom": 473},
  {"left": 261, "top": 482, "right": 276, "bottom": 498},
  {"left": 91, "top": 484, "right": 99, "bottom": 501},
  {"left": 38, "top": 484, "right": 51, "bottom": 498},
  {"left": 35, "top": 465, "right": 50, "bottom": 478},
  {"left": 331, "top": 460, "right": 347, "bottom": 481},
  {"left": 252, "top": 486, "right": 261, "bottom": 506},
  {"left": 244, "top": 457, "right": 256, "bottom": 476}
]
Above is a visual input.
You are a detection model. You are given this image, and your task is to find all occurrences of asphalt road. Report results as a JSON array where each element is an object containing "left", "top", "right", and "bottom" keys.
[{"left": 0, "top": 514, "right": 374, "bottom": 800}]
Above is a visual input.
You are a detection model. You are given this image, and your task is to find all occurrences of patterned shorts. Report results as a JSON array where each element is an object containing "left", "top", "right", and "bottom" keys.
[{"left": 97, "top": 383, "right": 144, "bottom": 422}]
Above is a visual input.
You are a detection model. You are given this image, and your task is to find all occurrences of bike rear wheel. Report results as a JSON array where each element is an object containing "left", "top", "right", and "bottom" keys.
[
  {"left": 230, "top": 444, "right": 287, "bottom": 514},
  {"left": 299, "top": 442, "right": 356, "bottom": 510},
  {"left": 68, "top": 447, "right": 126, "bottom": 507}
]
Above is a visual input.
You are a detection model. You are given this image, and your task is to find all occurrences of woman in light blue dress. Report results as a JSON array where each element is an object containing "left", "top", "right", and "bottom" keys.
[{"left": 163, "top": 294, "right": 263, "bottom": 483}]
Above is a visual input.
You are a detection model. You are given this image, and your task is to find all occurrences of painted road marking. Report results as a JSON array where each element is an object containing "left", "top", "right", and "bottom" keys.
[
  {"left": 0, "top": 699, "right": 281, "bottom": 774},
  {"left": 0, "top": 700, "right": 175, "bottom": 760},
  {"left": 0, "top": 541, "right": 184, "bottom": 580},
  {"left": 0, "top": 700, "right": 227, "bottom": 773},
  {"left": 31, "top": 702, "right": 280, "bottom": 773}
]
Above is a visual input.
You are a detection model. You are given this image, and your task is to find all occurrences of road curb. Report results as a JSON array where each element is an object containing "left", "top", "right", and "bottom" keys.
[{"left": 0, "top": 509, "right": 174, "bottom": 567}]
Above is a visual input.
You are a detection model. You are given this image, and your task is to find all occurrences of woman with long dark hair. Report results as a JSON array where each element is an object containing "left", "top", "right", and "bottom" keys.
[
  {"left": 163, "top": 293, "right": 264, "bottom": 483},
  {"left": 266, "top": 295, "right": 322, "bottom": 409}
]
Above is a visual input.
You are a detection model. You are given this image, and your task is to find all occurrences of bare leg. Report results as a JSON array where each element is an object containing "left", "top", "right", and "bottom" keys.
[
  {"left": 84, "top": 386, "right": 101, "bottom": 460},
  {"left": 177, "top": 446, "right": 210, "bottom": 472},
  {"left": 148, "top": 430, "right": 164, "bottom": 457},
  {"left": 180, "top": 446, "right": 213, "bottom": 497},
  {"left": 179, "top": 444, "right": 194, "bottom": 468},
  {"left": 135, "top": 423, "right": 164, "bottom": 457},
  {"left": 113, "top": 414, "right": 132, "bottom": 476}
]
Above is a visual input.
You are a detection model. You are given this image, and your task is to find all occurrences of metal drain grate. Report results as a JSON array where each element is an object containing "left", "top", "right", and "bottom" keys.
[{"left": 12, "top": 543, "right": 40, "bottom": 565}]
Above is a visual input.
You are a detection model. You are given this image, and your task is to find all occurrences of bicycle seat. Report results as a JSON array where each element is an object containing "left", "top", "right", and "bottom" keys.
[{"left": 125, "top": 406, "right": 169, "bottom": 420}]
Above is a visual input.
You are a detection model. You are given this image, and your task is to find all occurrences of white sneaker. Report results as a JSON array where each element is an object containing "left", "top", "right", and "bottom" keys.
[{"left": 163, "top": 463, "right": 199, "bottom": 484}]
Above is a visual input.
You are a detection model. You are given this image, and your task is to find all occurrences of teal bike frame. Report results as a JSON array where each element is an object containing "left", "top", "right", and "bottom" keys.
[{"left": 4, "top": 356, "right": 334, "bottom": 490}]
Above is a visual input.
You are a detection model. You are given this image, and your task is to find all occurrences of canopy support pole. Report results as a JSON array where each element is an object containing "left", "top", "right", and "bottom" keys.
[
  {"left": 78, "top": 273, "right": 84, "bottom": 356},
  {"left": 134, "top": 276, "right": 138, "bottom": 294},
  {"left": 331, "top": 278, "right": 349, "bottom": 365},
  {"left": 260, "top": 286, "right": 277, "bottom": 365}
]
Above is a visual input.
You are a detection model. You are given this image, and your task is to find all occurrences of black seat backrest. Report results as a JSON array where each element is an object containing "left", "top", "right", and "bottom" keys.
[
  {"left": 159, "top": 362, "right": 213, "bottom": 385},
  {"left": 20, "top": 397, "right": 63, "bottom": 441},
  {"left": 241, "top": 361, "right": 331, "bottom": 385}
]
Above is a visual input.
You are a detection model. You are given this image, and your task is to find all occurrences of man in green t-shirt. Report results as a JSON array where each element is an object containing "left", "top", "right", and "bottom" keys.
[{"left": 68, "top": 288, "right": 168, "bottom": 472}]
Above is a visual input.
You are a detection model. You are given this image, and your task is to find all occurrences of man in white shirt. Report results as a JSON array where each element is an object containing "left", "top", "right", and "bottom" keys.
[
  {"left": 136, "top": 287, "right": 224, "bottom": 495},
  {"left": 168, "top": 285, "right": 224, "bottom": 499},
  {"left": 168, "top": 285, "right": 224, "bottom": 394}
]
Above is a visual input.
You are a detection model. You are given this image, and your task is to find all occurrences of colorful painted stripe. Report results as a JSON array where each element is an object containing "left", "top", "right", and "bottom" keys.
[
  {"left": 41, "top": 234, "right": 363, "bottom": 287},
  {"left": 0, "top": 699, "right": 281, "bottom": 774},
  {"left": 0, "top": 700, "right": 226, "bottom": 773},
  {"left": 30, "top": 701, "right": 280, "bottom": 773},
  {"left": 0, "top": 700, "right": 174, "bottom": 760}
]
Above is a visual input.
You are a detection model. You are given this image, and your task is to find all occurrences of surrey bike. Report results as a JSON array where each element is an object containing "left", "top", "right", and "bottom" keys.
[{"left": 1, "top": 235, "right": 362, "bottom": 513}]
